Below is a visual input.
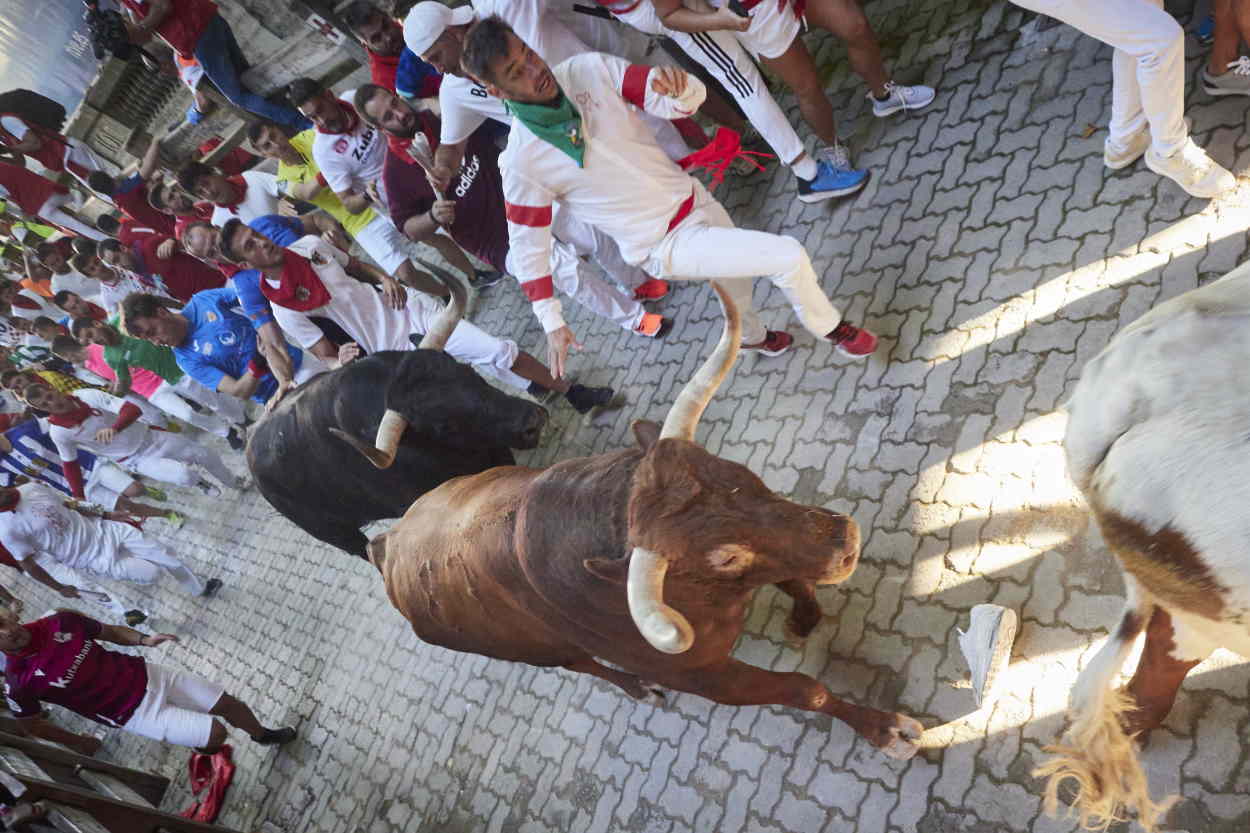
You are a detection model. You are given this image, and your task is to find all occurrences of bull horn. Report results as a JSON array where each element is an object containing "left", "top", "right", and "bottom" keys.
[
  {"left": 413, "top": 258, "right": 467, "bottom": 351},
  {"left": 660, "top": 282, "right": 741, "bottom": 441},
  {"left": 626, "top": 546, "right": 694, "bottom": 654},
  {"left": 328, "top": 409, "right": 408, "bottom": 469}
]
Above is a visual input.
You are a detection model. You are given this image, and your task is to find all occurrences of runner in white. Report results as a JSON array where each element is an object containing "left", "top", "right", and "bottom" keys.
[
  {"left": 20, "top": 384, "right": 244, "bottom": 497},
  {"left": 219, "top": 225, "right": 619, "bottom": 414},
  {"left": 286, "top": 80, "right": 390, "bottom": 215},
  {"left": 463, "top": 19, "right": 880, "bottom": 375},
  {"left": 0, "top": 482, "right": 215, "bottom": 597},
  {"left": 0, "top": 113, "right": 103, "bottom": 191}
]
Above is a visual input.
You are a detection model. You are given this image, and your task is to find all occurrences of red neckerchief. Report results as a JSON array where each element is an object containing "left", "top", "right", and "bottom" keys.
[
  {"left": 8, "top": 295, "right": 39, "bottom": 311},
  {"left": 386, "top": 111, "right": 440, "bottom": 165},
  {"left": 47, "top": 396, "right": 100, "bottom": 428},
  {"left": 218, "top": 176, "right": 248, "bottom": 214},
  {"left": 259, "top": 251, "right": 333, "bottom": 312},
  {"left": 193, "top": 201, "right": 213, "bottom": 219},
  {"left": 316, "top": 100, "right": 361, "bottom": 136}
]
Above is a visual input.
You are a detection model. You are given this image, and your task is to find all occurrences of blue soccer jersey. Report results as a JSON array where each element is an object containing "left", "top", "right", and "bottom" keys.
[
  {"left": 0, "top": 419, "right": 99, "bottom": 495},
  {"left": 173, "top": 288, "right": 302, "bottom": 405}
]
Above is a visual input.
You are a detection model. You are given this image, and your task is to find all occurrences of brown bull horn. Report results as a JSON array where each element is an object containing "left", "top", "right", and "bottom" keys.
[
  {"left": 328, "top": 409, "right": 409, "bottom": 469},
  {"left": 626, "top": 546, "right": 694, "bottom": 654},
  {"left": 413, "top": 258, "right": 467, "bottom": 351},
  {"left": 660, "top": 282, "right": 741, "bottom": 441}
]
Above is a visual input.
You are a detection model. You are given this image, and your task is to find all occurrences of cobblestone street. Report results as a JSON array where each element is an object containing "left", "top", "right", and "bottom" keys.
[{"left": 14, "top": 1, "right": 1250, "bottom": 831}]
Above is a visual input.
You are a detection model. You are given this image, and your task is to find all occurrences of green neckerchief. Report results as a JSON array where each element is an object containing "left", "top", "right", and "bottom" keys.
[{"left": 506, "top": 90, "right": 585, "bottom": 168}]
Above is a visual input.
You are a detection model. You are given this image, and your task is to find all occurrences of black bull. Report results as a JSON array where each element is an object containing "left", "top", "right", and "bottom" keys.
[{"left": 246, "top": 350, "right": 548, "bottom": 557}]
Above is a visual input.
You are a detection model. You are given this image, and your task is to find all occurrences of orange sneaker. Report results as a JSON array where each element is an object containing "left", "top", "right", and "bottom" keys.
[
  {"left": 635, "top": 313, "right": 672, "bottom": 338},
  {"left": 633, "top": 279, "right": 670, "bottom": 301}
]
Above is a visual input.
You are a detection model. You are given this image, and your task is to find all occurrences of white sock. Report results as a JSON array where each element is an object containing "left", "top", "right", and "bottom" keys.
[{"left": 793, "top": 156, "right": 818, "bottom": 180}]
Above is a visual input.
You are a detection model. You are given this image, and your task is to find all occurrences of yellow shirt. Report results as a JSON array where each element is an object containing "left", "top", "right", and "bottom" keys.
[{"left": 279, "top": 131, "right": 376, "bottom": 239}]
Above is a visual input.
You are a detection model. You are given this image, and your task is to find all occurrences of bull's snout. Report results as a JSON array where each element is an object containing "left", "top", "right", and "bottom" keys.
[
  {"left": 516, "top": 406, "right": 549, "bottom": 449},
  {"left": 817, "top": 516, "right": 861, "bottom": 585}
]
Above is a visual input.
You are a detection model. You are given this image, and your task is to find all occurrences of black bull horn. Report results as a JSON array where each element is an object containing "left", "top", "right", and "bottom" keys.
[{"left": 328, "top": 259, "right": 467, "bottom": 469}]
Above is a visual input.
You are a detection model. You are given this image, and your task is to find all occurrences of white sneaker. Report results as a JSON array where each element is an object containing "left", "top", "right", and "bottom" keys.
[
  {"left": 869, "top": 80, "right": 936, "bottom": 117},
  {"left": 957, "top": 604, "right": 1017, "bottom": 708},
  {"left": 1104, "top": 117, "right": 1191, "bottom": 171},
  {"left": 1145, "top": 138, "right": 1237, "bottom": 199},
  {"left": 1104, "top": 128, "right": 1150, "bottom": 170}
]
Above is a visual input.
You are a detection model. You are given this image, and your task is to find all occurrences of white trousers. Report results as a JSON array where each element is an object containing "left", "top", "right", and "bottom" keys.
[
  {"left": 174, "top": 374, "right": 245, "bottom": 426},
  {"left": 354, "top": 213, "right": 414, "bottom": 276},
  {"left": 1010, "top": 0, "right": 1187, "bottom": 156},
  {"left": 125, "top": 432, "right": 236, "bottom": 489},
  {"left": 643, "top": 182, "right": 840, "bottom": 345},
  {"left": 149, "top": 381, "right": 228, "bottom": 438},
  {"left": 547, "top": 213, "right": 646, "bottom": 332},
  {"left": 84, "top": 460, "right": 136, "bottom": 511},
  {"left": 38, "top": 193, "right": 106, "bottom": 240},
  {"left": 32, "top": 552, "right": 140, "bottom": 621},
  {"left": 86, "top": 520, "right": 205, "bottom": 596},
  {"left": 408, "top": 293, "right": 528, "bottom": 390},
  {"left": 613, "top": 3, "right": 805, "bottom": 166}
]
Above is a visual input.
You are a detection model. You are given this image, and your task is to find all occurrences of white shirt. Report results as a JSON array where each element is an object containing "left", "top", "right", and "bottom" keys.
[
  {"left": 472, "top": 0, "right": 594, "bottom": 66},
  {"left": 438, "top": 75, "right": 510, "bottom": 145},
  {"left": 8, "top": 289, "right": 59, "bottom": 322},
  {"left": 500, "top": 53, "right": 704, "bottom": 332},
  {"left": 46, "top": 389, "right": 156, "bottom": 466},
  {"left": 310, "top": 92, "right": 386, "bottom": 203},
  {"left": 265, "top": 236, "right": 425, "bottom": 354},
  {"left": 96, "top": 270, "right": 171, "bottom": 318},
  {"left": 50, "top": 270, "right": 101, "bottom": 304},
  {"left": 209, "top": 170, "right": 284, "bottom": 229},
  {"left": 0, "top": 482, "right": 109, "bottom": 569}
]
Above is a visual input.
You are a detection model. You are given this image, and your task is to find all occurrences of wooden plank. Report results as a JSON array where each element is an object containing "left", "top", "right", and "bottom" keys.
[
  {"left": 0, "top": 745, "right": 52, "bottom": 780},
  {"left": 0, "top": 732, "right": 167, "bottom": 804},
  {"left": 45, "top": 802, "right": 113, "bottom": 833},
  {"left": 0, "top": 775, "right": 245, "bottom": 833},
  {"left": 74, "top": 770, "right": 155, "bottom": 809}
]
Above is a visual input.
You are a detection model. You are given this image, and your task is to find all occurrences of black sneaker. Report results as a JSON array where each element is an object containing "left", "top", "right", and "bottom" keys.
[
  {"left": 123, "top": 609, "right": 146, "bottom": 626},
  {"left": 469, "top": 270, "right": 505, "bottom": 290},
  {"left": 226, "top": 427, "right": 246, "bottom": 452},
  {"left": 565, "top": 384, "right": 618, "bottom": 415},
  {"left": 254, "top": 726, "right": 297, "bottom": 746},
  {"left": 200, "top": 578, "right": 223, "bottom": 599}
]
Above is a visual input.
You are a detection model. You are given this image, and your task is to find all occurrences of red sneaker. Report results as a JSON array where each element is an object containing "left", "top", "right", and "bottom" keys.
[
  {"left": 827, "top": 321, "right": 878, "bottom": 358},
  {"left": 632, "top": 278, "right": 670, "bottom": 301},
  {"left": 740, "top": 330, "right": 794, "bottom": 357}
]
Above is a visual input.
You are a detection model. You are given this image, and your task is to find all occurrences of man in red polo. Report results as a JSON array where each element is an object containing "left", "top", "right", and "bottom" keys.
[
  {"left": 0, "top": 604, "right": 296, "bottom": 753},
  {"left": 86, "top": 138, "right": 175, "bottom": 237},
  {"left": 0, "top": 114, "right": 102, "bottom": 191},
  {"left": 118, "top": 0, "right": 309, "bottom": 129}
]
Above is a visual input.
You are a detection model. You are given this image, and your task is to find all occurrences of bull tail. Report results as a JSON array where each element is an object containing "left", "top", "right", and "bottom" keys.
[{"left": 1033, "top": 595, "right": 1176, "bottom": 832}]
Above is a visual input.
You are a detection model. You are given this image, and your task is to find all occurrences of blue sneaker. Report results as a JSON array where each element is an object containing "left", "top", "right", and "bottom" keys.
[
  {"left": 1196, "top": 14, "right": 1215, "bottom": 46},
  {"left": 796, "top": 159, "right": 870, "bottom": 204}
]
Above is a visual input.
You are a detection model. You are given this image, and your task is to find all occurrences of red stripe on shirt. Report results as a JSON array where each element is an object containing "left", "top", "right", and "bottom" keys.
[
  {"left": 621, "top": 64, "right": 650, "bottom": 110},
  {"left": 520, "top": 275, "right": 555, "bottom": 302},
  {"left": 505, "top": 202, "right": 552, "bottom": 228}
]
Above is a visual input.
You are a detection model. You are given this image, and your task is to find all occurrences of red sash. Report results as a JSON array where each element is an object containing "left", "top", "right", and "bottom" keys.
[
  {"left": 47, "top": 397, "right": 99, "bottom": 428},
  {"left": 9, "top": 295, "right": 39, "bottom": 311},
  {"left": 216, "top": 176, "right": 248, "bottom": 215},
  {"left": 258, "top": 251, "right": 333, "bottom": 312}
]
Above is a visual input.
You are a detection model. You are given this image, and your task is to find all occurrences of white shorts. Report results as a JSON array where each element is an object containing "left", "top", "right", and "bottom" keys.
[
  {"left": 83, "top": 461, "right": 135, "bottom": 511},
  {"left": 732, "top": 0, "right": 801, "bottom": 59},
  {"left": 354, "top": 214, "right": 413, "bottom": 276},
  {"left": 123, "top": 663, "right": 224, "bottom": 749}
]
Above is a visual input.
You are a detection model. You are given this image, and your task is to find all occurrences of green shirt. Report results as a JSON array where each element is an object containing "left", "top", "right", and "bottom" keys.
[
  {"left": 278, "top": 130, "right": 376, "bottom": 238},
  {"left": 102, "top": 321, "right": 184, "bottom": 389}
]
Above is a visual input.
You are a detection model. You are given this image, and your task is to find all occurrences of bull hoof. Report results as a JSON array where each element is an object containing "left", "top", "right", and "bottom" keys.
[
  {"left": 880, "top": 715, "right": 924, "bottom": 760},
  {"left": 785, "top": 605, "right": 824, "bottom": 641}
]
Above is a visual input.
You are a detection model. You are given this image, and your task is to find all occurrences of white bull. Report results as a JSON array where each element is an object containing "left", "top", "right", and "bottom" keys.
[{"left": 1036, "top": 263, "right": 1250, "bottom": 832}]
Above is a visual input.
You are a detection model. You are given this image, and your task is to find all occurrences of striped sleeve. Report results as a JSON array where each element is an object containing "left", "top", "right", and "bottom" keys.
[
  {"left": 607, "top": 55, "right": 705, "bottom": 120},
  {"left": 502, "top": 168, "right": 565, "bottom": 333}
]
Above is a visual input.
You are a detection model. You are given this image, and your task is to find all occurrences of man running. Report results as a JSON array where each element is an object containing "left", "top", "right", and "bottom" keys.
[{"left": 462, "top": 18, "right": 879, "bottom": 374}]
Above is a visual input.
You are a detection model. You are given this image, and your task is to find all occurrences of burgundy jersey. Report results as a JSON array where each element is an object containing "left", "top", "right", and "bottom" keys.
[
  {"left": 384, "top": 112, "right": 509, "bottom": 272},
  {"left": 4, "top": 611, "right": 148, "bottom": 727}
]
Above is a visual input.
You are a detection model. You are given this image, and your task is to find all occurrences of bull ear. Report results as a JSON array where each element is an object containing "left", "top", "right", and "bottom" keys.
[
  {"left": 632, "top": 420, "right": 661, "bottom": 451},
  {"left": 583, "top": 557, "right": 629, "bottom": 583}
]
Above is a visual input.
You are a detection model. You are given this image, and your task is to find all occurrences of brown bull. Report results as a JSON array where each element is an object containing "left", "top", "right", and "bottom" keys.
[{"left": 364, "top": 284, "right": 925, "bottom": 759}]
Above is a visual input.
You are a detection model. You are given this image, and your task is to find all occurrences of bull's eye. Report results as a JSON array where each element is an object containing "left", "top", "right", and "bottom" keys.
[{"left": 707, "top": 544, "right": 755, "bottom": 575}]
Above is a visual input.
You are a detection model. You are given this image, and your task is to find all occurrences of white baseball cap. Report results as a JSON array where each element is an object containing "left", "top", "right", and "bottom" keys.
[{"left": 403, "top": 2, "right": 475, "bottom": 57}]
